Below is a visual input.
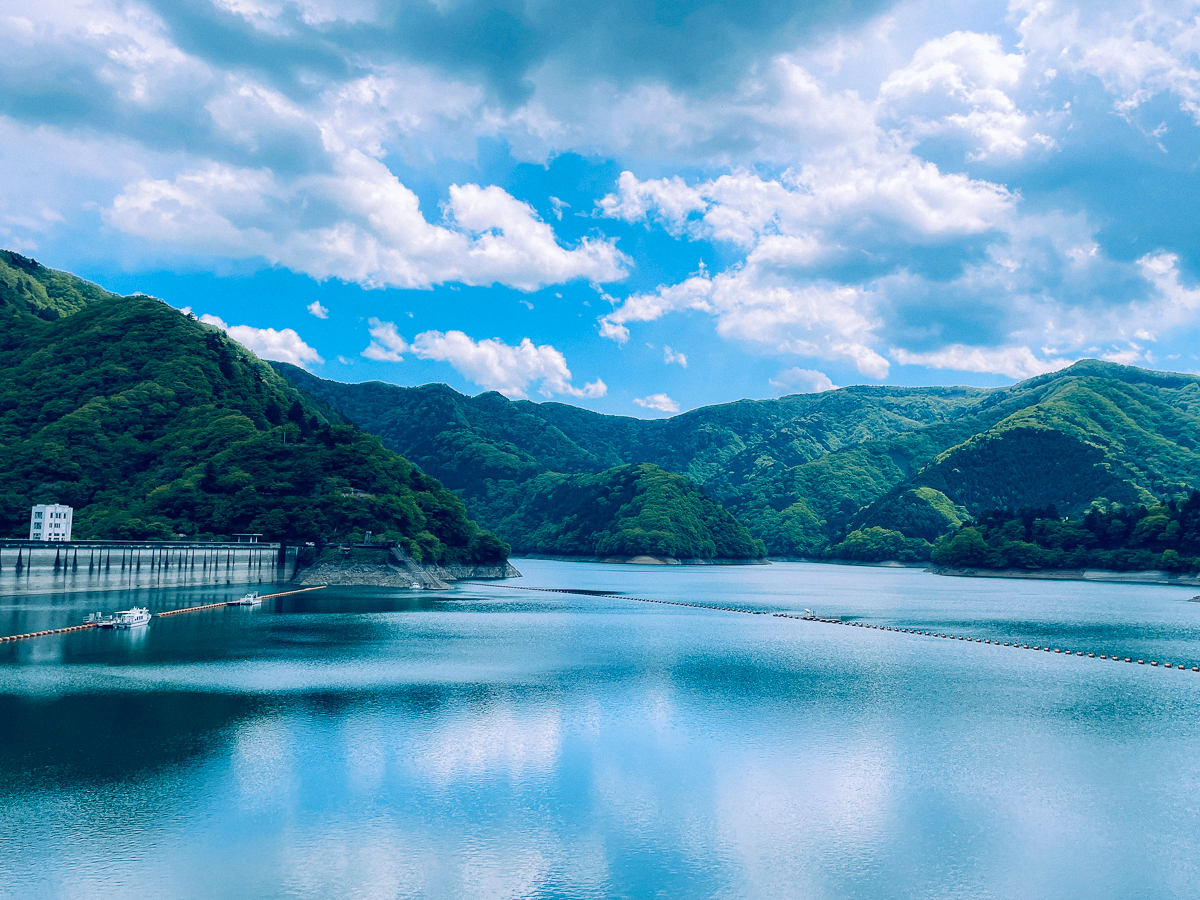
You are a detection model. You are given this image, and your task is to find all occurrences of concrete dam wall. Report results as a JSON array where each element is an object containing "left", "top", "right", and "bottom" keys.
[{"left": 0, "top": 540, "right": 300, "bottom": 595}]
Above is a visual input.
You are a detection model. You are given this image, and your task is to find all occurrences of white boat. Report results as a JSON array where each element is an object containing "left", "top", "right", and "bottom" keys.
[
  {"left": 84, "top": 611, "right": 115, "bottom": 628},
  {"left": 112, "top": 607, "right": 151, "bottom": 629},
  {"left": 227, "top": 591, "right": 261, "bottom": 606},
  {"left": 411, "top": 582, "right": 422, "bottom": 590}
]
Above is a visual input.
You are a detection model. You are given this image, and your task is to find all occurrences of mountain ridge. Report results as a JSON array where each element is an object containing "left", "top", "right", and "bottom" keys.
[{"left": 274, "top": 359, "right": 1200, "bottom": 560}]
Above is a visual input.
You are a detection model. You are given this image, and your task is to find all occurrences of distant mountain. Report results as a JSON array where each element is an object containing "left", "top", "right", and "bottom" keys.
[
  {"left": 489, "top": 463, "right": 765, "bottom": 560},
  {"left": 0, "top": 251, "right": 506, "bottom": 565},
  {"left": 275, "top": 360, "right": 1200, "bottom": 561}
]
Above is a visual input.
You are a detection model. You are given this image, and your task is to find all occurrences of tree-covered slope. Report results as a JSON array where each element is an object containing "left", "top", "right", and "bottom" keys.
[
  {"left": 491, "top": 463, "right": 765, "bottom": 560},
  {"left": 0, "top": 255, "right": 506, "bottom": 564},
  {"left": 276, "top": 360, "right": 1200, "bottom": 564},
  {"left": 931, "top": 495, "right": 1200, "bottom": 574}
]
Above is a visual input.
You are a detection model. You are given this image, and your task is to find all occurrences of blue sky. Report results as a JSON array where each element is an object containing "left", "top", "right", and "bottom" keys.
[{"left": 5, "top": 0, "right": 1200, "bottom": 415}]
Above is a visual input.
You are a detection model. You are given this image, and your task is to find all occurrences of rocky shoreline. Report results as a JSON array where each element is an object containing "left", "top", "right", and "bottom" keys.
[{"left": 294, "top": 547, "right": 521, "bottom": 589}]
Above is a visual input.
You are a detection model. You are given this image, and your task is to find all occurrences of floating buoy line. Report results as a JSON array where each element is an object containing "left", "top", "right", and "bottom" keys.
[
  {"left": 154, "top": 585, "right": 326, "bottom": 618},
  {"left": 0, "top": 585, "right": 327, "bottom": 643},
  {"left": 475, "top": 584, "right": 1200, "bottom": 673}
]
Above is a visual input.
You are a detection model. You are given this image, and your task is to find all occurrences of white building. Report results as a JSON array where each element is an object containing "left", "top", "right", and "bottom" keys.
[{"left": 30, "top": 504, "right": 73, "bottom": 542}]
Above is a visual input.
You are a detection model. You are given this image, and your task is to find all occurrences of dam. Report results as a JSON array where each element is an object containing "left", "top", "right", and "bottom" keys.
[{"left": 0, "top": 539, "right": 300, "bottom": 595}]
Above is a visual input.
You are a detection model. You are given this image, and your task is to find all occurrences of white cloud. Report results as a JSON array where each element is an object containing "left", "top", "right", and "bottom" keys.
[
  {"left": 601, "top": 268, "right": 890, "bottom": 379},
  {"left": 878, "top": 31, "right": 1042, "bottom": 160},
  {"left": 199, "top": 314, "right": 324, "bottom": 367},
  {"left": 769, "top": 368, "right": 836, "bottom": 394},
  {"left": 7, "top": 0, "right": 1200, "bottom": 391},
  {"left": 107, "top": 153, "right": 629, "bottom": 292},
  {"left": 1136, "top": 251, "right": 1200, "bottom": 319},
  {"left": 361, "top": 317, "right": 408, "bottom": 361},
  {"left": 890, "top": 345, "right": 1073, "bottom": 379},
  {"left": 599, "top": 154, "right": 1012, "bottom": 255},
  {"left": 408, "top": 330, "right": 606, "bottom": 399},
  {"left": 663, "top": 345, "right": 687, "bottom": 367},
  {"left": 1014, "top": 0, "right": 1200, "bottom": 125},
  {"left": 633, "top": 393, "right": 680, "bottom": 413},
  {"left": 307, "top": 300, "right": 329, "bottom": 319}
]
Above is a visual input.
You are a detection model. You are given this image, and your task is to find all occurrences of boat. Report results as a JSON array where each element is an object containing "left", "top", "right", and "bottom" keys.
[
  {"left": 84, "top": 611, "right": 115, "bottom": 628},
  {"left": 411, "top": 582, "right": 421, "bottom": 590},
  {"left": 111, "top": 607, "right": 151, "bottom": 629},
  {"left": 227, "top": 591, "right": 261, "bottom": 606}
]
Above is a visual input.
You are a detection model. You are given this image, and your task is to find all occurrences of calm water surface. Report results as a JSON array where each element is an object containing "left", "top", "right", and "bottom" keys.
[{"left": 2, "top": 560, "right": 1200, "bottom": 899}]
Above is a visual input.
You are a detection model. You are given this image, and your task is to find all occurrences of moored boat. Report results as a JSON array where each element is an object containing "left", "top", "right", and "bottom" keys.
[
  {"left": 227, "top": 591, "right": 261, "bottom": 606},
  {"left": 112, "top": 607, "right": 151, "bottom": 629},
  {"left": 84, "top": 611, "right": 115, "bottom": 628}
]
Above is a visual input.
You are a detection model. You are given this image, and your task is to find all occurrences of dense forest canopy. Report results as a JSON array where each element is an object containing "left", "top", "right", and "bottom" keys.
[
  {"left": 932, "top": 495, "right": 1200, "bottom": 573},
  {"left": 490, "top": 463, "right": 765, "bottom": 560},
  {"left": 0, "top": 251, "right": 506, "bottom": 564}
]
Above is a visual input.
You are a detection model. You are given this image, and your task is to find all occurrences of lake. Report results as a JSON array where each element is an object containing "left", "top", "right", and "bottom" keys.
[{"left": 2, "top": 559, "right": 1199, "bottom": 899}]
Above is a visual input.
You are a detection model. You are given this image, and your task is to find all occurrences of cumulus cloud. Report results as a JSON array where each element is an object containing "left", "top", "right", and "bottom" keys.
[
  {"left": 769, "top": 368, "right": 836, "bottom": 394},
  {"left": 361, "top": 318, "right": 408, "bottom": 362},
  {"left": 878, "top": 31, "right": 1045, "bottom": 159},
  {"left": 1014, "top": 0, "right": 1200, "bottom": 124},
  {"left": 387, "top": 329, "right": 607, "bottom": 399},
  {"left": 633, "top": 393, "right": 680, "bottom": 413},
  {"left": 601, "top": 268, "right": 890, "bottom": 378},
  {"left": 107, "top": 154, "right": 628, "bottom": 291},
  {"left": 199, "top": 314, "right": 323, "bottom": 367},
  {"left": 663, "top": 346, "right": 687, "bottom": 367},
  {"left": 8, "top": 0, "right": 1200, "bottom": 387},
  {"left": 890, "top": 345, "right": 1073, "bottom": 379},
  {"left": 307, "top": 300, "right": 329, "bottom": 318}
]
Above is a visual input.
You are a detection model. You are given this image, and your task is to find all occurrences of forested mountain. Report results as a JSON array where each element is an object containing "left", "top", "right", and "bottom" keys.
[
  {"left": 276, "top": 360, "right": 1200, "bottom": 562},
  {"left": 0, "top": 251, "right": 506, "bottom": 564},
  {"left": 12, "top": 248, "right": 1200, "bottom": 570},
  {"left": 487, "top": 463, "right": 765, "bottom": 560}
]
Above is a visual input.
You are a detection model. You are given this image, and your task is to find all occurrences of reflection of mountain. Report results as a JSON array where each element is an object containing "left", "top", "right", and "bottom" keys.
[
  {"left": 0, "top": 691, "right": 258, "bottom": 782},
  {"left": 277, "top": 360, "right": 1200, "bottom": 561},
  {"left": 0, "top": 251, "right": 504, "bottom": 566}
]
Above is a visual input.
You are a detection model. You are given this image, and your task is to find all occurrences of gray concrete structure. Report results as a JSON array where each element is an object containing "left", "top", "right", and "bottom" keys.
[{"left": 0, "top": 540, "right": 300, "bottom": 595}]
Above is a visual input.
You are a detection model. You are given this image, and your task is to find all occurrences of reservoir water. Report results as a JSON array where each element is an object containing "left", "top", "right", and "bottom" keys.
[{"left": 2, "top": 559, "right": 1199, "bottom": 899}]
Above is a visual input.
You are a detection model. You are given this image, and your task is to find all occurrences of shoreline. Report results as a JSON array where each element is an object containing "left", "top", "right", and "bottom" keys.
[
  {"left": 767, "top": 557, "right": 928, "bottom": 569},
  {"left": 930, "top": 565, "right": 1200, "bottom": 587},
  {"left": 774, "top": 556, "right": 1200, "bottom": 587},
  {"left": 516, "top": 554, "right": 769, "bottom": 566}
]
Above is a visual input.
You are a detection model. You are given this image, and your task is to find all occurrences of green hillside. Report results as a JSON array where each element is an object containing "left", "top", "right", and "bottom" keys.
[
  {"left": 0, "top": 252, "right": 506, "bottom": 564},
  {"left": 932, "top": 495, "right": 1200, "bottom": 573},
  {"left": 276, "top": 360, "right": 1200, "bottom": 564},
  {"left": 491, "top": 463, "right": 765, "bottom": 560}
]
